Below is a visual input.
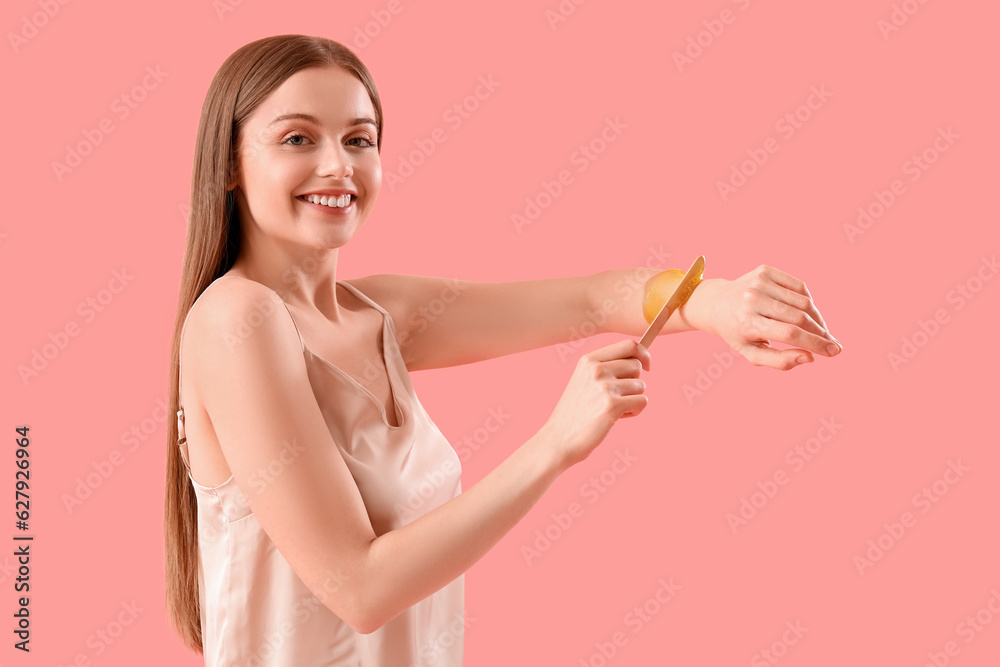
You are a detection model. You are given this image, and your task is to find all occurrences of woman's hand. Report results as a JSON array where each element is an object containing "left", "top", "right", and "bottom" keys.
[
  {"left": 541, "top": 338, "right": 651, "bottom": 470},
  {"left": 691, "top": 265, "right": 842, "bottom": 371}
]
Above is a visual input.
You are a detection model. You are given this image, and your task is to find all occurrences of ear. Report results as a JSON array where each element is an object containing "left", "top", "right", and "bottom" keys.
[{"left": 226, "top": 163, "right": 239, "bottom": 192}]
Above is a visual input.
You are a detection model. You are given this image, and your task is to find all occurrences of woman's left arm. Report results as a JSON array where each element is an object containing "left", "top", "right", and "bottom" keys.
[
  {"left": 594, "top": 264, "right": 843, "bottom": 370},
  {"left": 352, "top": 264, "right": 841, "bottom": 372}
]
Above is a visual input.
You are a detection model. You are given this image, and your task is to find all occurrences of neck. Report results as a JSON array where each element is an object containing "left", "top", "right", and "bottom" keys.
[{"left": 230, "top": 239, "right": 345, "bottom": 324}]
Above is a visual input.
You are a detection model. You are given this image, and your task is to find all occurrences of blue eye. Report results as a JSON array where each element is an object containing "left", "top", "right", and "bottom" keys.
[{"left": 283, "top": 133, "right": 309, "bottom": 146}]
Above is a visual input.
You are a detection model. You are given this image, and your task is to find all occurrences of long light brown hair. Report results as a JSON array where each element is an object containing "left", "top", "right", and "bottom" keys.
[{"left": 163, "top": 34, "right": 383, "bottom": 653}]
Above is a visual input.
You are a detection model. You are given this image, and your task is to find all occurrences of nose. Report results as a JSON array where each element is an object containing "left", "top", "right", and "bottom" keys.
[{"left": 317, "top": 141, "right": 353, "bottom": 180}]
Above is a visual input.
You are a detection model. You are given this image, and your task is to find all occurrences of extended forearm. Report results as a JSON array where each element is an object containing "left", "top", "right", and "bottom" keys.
[
  {"left": 588, "top": 268, "right": 723, "bottom": 337},
  {"left": 359, "top": 425, "right": 566, "bottom": 630}
]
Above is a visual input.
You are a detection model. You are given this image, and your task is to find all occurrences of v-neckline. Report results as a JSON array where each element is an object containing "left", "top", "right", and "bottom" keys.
[
  {"left": 213, "top": 274, "right": 405, "bottom": 430},
  {"left": 301, "top": 282, "right": 405, "bottom": 430}
]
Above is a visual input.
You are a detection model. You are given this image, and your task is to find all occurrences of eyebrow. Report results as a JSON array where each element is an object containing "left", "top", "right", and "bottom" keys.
[{"left": 267, "top": 113, "right": 377, "bottom": 129}]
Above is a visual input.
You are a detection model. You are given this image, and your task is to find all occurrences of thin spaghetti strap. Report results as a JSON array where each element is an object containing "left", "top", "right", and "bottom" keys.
[
  {"left": 219, "top": 274, "right": 307, "bottom": 352},
  {"left": 176, "top": 287, "right": 204, "bottom": 471},
  {"left": 272, "top": 291, "right": 307, "bottom": 353},
  {"left": 337, "top": 279, "right": 391, "bottom": 318}
]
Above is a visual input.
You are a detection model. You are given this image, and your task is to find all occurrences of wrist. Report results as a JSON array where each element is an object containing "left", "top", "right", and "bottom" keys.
[
  {"left": 642, "top": 271, "right": 722, "bottom": 335},
  {"left": 529, "top": 422, "right": 573, "bottom": 476},
  {"left": 682, "top": 277, "right": 723, "bottom": 335}
]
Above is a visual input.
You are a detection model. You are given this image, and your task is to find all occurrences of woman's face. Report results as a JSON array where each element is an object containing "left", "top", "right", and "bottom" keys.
[{"left": 230, "top": 65, "right": 381, "bottom": 253}]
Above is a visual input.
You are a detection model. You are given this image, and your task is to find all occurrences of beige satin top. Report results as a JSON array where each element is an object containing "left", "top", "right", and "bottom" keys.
[{"left": 176, "top": 275, "right": 464, "bottom": 666}]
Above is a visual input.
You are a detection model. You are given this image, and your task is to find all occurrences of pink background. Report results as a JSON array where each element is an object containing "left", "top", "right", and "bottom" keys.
[{"left": 4, "top": 0, "right": 998, "bottom": 665}]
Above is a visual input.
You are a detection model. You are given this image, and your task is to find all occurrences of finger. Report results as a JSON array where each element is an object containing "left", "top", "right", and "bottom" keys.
[
  {"left": 612, "top": 377, "right": 647, "bottom": 396},
  {"left": 590, "top": 339, "right": 651, "bottom": 371},
  {"left": 753, "top": 314, "right": 841, "bottom": 357},
  {"left": 759, "top": 266, "right": 812, "bottom": 299},
  {"left": 757, "top": 281, "right": 831, "bottom": 337},
  {"left": 603, "top": 358, "right": 644, "bottom": 380},
  {"left": 754, "top": 291, "right": 829, "bottom": 340},
  {"left": 738, "top": 341, "right": 814, "bottom": 371},
  {"left": 618, "top": 392, "right": 649, "bottom": 417},
  {"left": 636, "top": 342, "right": 651, "bottom": 372}
]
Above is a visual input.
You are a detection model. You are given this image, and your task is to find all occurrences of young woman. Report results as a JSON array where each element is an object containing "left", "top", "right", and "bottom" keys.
[{"left": 164, "top": 34, "right": 841, "bottom": 666}]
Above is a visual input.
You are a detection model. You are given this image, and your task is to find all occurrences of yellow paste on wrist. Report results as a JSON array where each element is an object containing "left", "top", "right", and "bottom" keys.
[{"left": 642, "top": 269, "right": 686, "bottom": 324}]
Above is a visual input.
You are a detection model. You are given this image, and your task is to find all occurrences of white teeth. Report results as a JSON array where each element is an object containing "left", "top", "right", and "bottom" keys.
[{"left": 304, "top": 194, "right": 352, "bottom": 208}]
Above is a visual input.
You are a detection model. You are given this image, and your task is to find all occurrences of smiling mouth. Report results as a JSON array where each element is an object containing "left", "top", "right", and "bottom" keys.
[{"left": 298, "top": 194, "right": 356, "bottom": 208}]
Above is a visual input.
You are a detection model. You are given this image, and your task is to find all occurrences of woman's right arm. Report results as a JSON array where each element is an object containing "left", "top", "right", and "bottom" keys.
[{"left": 190, "top": 279, "right": 649, "bottom": 634}]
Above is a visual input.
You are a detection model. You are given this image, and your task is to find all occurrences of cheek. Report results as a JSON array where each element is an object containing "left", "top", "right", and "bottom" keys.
[
  {"left": 247, "top": 159, "right": 302, "bottom": 205},
  {"left": 365, "top": 160, "right": 382, "bottom": 199}
]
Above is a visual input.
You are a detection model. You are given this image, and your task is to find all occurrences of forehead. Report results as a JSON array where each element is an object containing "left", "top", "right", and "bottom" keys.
[{"left": 250, "top": 65, "right": 375, "bottom": 129}]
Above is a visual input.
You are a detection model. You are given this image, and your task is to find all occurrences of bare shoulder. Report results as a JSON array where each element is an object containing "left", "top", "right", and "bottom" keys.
[
  {"left": 341, "top": 273, "right": 413, "bottom": 325},
  {"left": 182, "top": 276, "right": 304, "bottom": 392},
  {"left": 340, "top": 274, "right": 406, "bottom": 310},
  {"left": 188, "top": 275, "right": 282, "bottom": 327},
  {"left": 341, "top": 273, "right": 464, "bottom": 314}
]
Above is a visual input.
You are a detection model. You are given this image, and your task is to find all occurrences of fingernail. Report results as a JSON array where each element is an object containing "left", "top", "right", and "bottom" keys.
[
  {"left": 797, "top": 355, "right": 811, "bottom": 364},
  {"left": 826, "top": 343, "right": 841, "bottom": 356}
]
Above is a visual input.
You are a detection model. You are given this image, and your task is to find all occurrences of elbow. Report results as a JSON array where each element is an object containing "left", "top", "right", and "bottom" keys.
[
  {"left": 349, "top": 614, "right": 384, "bottom": 636},
  {"left": 345, "top": 605, "right": 396, "bottom": 635},
  {"left": 323, "top": 542, "right": 402, "bottom": 635},
  {"left": 335, "top": 587, "right": 396, "bottom": 635}
]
